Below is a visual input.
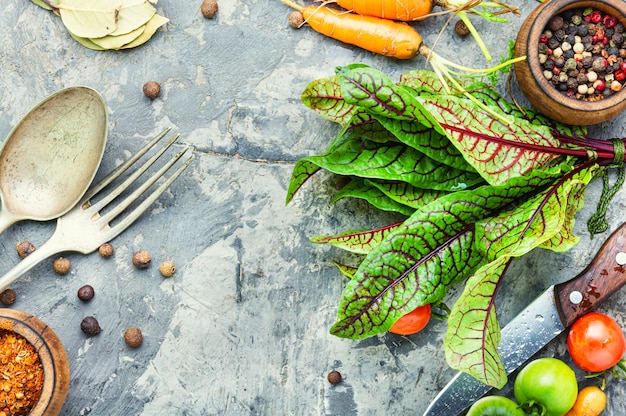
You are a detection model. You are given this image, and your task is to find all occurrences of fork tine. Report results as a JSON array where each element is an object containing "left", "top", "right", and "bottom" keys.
[
  {"left": 82, "top": 128, "right": 172, "bottom": 204},
  {"left": 100, "top": 146, "right": 191, "bottom": 223},
  {"left": 87, "top": 132, "right": 180, "bottom": 212},
  {"left": 100, "top": 152, "right": 195, "bottom": 241}
]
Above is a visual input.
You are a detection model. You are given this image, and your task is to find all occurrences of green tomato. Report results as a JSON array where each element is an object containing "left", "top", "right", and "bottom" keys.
[
  {"left": 513, "top": 357, "right": 578, "bottom": 416},
  {"left": 466, "top": 395, "right": 525, "bottom": 416}
]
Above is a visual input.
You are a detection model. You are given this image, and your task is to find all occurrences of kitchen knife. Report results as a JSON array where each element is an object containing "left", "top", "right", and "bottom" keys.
[{"left": 423, "top": 221, "right": 626, "bottom": 416}]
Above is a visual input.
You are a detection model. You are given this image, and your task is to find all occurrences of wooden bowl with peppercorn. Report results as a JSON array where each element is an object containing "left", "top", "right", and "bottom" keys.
[
  {"left": 514, "top": 0, "right": 626, "bottom": 125},
  {"left": 0, "top": 309, "right": 70, "bottom": 415}
]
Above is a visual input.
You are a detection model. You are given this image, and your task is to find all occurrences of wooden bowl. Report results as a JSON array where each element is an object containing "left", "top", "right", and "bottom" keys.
[
  {"left": 0, "top": 309, "right": 70, "bottom": 415},
  {"left": 514, "top": 0, "right": 626, "bottom": 125}
]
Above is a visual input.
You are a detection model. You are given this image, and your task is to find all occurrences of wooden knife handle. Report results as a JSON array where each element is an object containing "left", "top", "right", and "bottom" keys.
[{"left": 555, "top": 222, "right": 626, "bottom": 328}]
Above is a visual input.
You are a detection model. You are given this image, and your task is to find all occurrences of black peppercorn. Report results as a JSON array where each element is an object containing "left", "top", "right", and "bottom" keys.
[
  {"left": 549, "top": 16, "right": 564, "bottom": 31},
  {"left": 0, "top": 289, "right": 16, "bottom": 306},
  {"left": 77, "top": 285, "right": 95, "bottom": 301},
  {"left": 81, "top": 316, "right": 101, "bottom": 335}
]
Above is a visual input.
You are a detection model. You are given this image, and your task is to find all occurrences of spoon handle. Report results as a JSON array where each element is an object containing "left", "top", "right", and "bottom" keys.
[{"left": 0, "top": 233, "right": 65, "bottom": 292}]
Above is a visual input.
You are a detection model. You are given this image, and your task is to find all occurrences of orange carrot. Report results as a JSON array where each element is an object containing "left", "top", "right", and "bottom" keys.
[
  {"left": 281, "top": 0, "right": 423, "bottom": 59},
  {"left": 335, "top": 0, "right": 434, "bottom": 21}
]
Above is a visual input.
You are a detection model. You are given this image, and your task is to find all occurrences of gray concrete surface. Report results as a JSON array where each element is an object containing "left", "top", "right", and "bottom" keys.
[{"left": 0, "top": 0, "right": 625, "bottom": 415}]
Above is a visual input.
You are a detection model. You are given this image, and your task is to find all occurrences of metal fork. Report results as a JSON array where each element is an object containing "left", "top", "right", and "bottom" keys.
[{"left": 0, "top": 128, "right": 194, "bottom": 292}]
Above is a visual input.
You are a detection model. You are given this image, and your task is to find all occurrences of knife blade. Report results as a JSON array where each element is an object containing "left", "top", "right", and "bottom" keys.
[{"left": 423, "top": 221, "right": 626, "bottom": 416}]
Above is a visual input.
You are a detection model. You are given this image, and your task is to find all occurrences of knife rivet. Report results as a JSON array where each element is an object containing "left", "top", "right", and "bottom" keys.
[
  {"left": 569, "top": 291, "right": 583, "bottom": 305},
  {"left": 616, "top": 252, "right": 626, "bottom": 265}
]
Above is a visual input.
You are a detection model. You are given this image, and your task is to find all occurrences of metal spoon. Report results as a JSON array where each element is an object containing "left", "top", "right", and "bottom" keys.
[{"left": 0, "top": 86, "right": 108, "bottom": 234}]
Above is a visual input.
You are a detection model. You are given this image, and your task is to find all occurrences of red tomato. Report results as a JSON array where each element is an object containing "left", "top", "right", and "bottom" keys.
[
  {"left": 389, "top": 304, "right": 431, "bottom": 335},
  {"left": 567, "top": 312, "right": 626, "bottom": 372}
]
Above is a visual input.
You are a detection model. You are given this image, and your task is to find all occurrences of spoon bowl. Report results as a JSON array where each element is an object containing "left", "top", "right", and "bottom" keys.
[{"left": 0, "top": 86, "right": 108, "bottom": 233}]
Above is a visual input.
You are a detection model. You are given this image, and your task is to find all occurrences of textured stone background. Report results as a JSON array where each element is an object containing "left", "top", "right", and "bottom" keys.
[{"left": 0, "top": 0, "right": 625, "bottom": 415}]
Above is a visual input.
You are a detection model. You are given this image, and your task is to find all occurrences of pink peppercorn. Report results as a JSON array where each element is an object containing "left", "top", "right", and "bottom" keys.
[
  {"left": 604, "top": 15, "right": 617, "bottom": 29},
  {"left": 590, "top": 11, "right": 602, "bottom": 23},
  {"left": 615, "top": 70, "right": 626, "bottom": 81},
  {"left": 594, "top": 80, "right": 606, "bottom": 92},
  {"left": 539, "top": 34, "right": 549, "bottom": 44}
]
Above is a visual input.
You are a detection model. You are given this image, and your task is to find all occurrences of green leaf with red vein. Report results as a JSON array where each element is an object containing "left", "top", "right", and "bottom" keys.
[
  {"left": 329, "top": 169, "right": 561, "bottom": 339},
  {"left": 332, "top": 178, "right": 416, "bottom": 216},
  {"left": 476, "top": 163, "right": 599, "bottom": 261},
  {"left": 312, "top": 223, "right": 402, "bottom": 255},
  {"left": 336, "top": 65, "right": 566, "bottom": 186},
  {"left": 419, "top": 94, "right": 562, "bottom": 185},
  {"left": 301, "top": 74, "right": 358, "bottom": 125},
  {"left": 300, "top": 129, "right": 484, "bottom": 192},
  {"left": 366, "top": 179, "right": 448, "bottom": 209},
  {"left": 445, "top": 163, "right": 598, "bottom": 387},
  {"left": 375, "top": 117, "right": 476, "bottom": 172},
  {"left": 286, "top": 159, "right": 321, "bottom": 204},
  {"left": 332, "top": 261, "right": 358, "bottom": 279},
  {"left": 445, "top": 256, "right": 511, "bottom": 388},
  {"left": 336, "top": 64, "right": 442, "bottom": 131}
]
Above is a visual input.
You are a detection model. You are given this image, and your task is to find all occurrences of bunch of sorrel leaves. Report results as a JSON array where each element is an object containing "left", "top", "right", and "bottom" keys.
[{"left": 286, "top": 63, "right": 626, "bottom": 388}]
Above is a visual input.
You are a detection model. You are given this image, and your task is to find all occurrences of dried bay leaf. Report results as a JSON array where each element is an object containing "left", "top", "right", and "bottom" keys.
[
  {"left": 109, "top": 0, "right": 156, "bottom": 37},
  {"left": 58, "top": 0, "right": 122, "bottom": 38},
  {"left": 120, "top": 13, "right": 168, "bottom": 49},
  {"left": 68, "top": 32, "right": 106, "bottom": 50},
  {"left": 90, "top": 24, "right": 145, "bottom": 50}
]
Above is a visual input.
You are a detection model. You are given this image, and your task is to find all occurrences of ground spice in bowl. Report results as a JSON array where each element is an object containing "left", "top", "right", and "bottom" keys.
[
  {"left": 0, "top": 310, "right": 70, "bottom": 416},
  {"left": 0, "top": 329, "right": 44, "bottom": 415},
  {"left": 539, "top": 7, "right": 626, "bottom": 101}
]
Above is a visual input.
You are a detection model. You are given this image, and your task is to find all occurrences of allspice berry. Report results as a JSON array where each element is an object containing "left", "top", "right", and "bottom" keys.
[
  {"left": 0, "top": 289, "right": 16, "bottom": 306},
  {"left": 454, "top": 20, "right": 470, "bottom": 37},
  {"left": 98, "top": 243, "right": 114, "bottom": 258},
  {"left": 16, "top": 241, "right": 36, "bottom": 259},
  {"left": 132, "top": 250, "right": 151, "bottom": 269},
  {"left": 80, "top": 316, "right": 101, "bottom": 336},
  {"left": 288, "top": 11, "right": 304, "bottom": 28},
  {"left": 124, "top": 327, "right": 143, "bottom": 348},
  {"left": 77, "top": 285, "right": 95, "bottom": 301},
  {"left": 159, "top": 260, "right": 176, "bottom": 277},
  {"left": 201, "top": 0, "right": 218, "bottom": 19},
  {"left": 327, "top": 370, "right": 342, "bottom": 385},
  {"left": 143, "top": 81, "right": 161, "bottom": 100},
  {"left": 53, "top": 257, "right": 71, "bottom": 275}
]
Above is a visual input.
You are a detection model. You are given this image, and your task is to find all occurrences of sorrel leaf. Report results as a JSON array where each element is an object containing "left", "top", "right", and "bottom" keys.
[
  {"left": 476, "top": 163, "right": 599, "bottom": 261},
  {"left": 445, "top": 256, "right": 511, "bottom": 388},
  {"left": 286, "top": 159, "right": 321, "bottom": 204},
  {"left": 301, "top": 75, "right": 358, "bottom": 125},
  {"left": 374, "top": 117, "right": 477, "bottom": 172},
  {"left": 445, "top": 164, "right": 598, "bottom": 387},
  {"left": 332, "top": 179, "right": 416, "bottom": 216},
  {"left": 300, "top": 130, "right": 484, "bottom": 192},
  {"left": 312, "top": 223, "right": 402, "bottom": 255},
  {"left": 329, "top": 169, "right": 558, "bottom": 339},
  {"left": 336, "top": 65, "right": 567, "bottom": 186},
  {"left": 336, "top": 65, "right": 442, "bottom": 131},
  {"left": 366, "top": 179, "right": 448, "bottom": 209}
]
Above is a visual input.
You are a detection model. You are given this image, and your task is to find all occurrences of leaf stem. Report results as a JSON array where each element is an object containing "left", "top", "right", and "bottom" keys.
[{"left": 456, "top": 11, "right": 492, "bottom": 61}]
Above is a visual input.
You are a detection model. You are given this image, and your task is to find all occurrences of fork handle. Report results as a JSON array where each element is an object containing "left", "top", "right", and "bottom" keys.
[{"left": 0, "top": 237, "right": 65, "bottom": 292}]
